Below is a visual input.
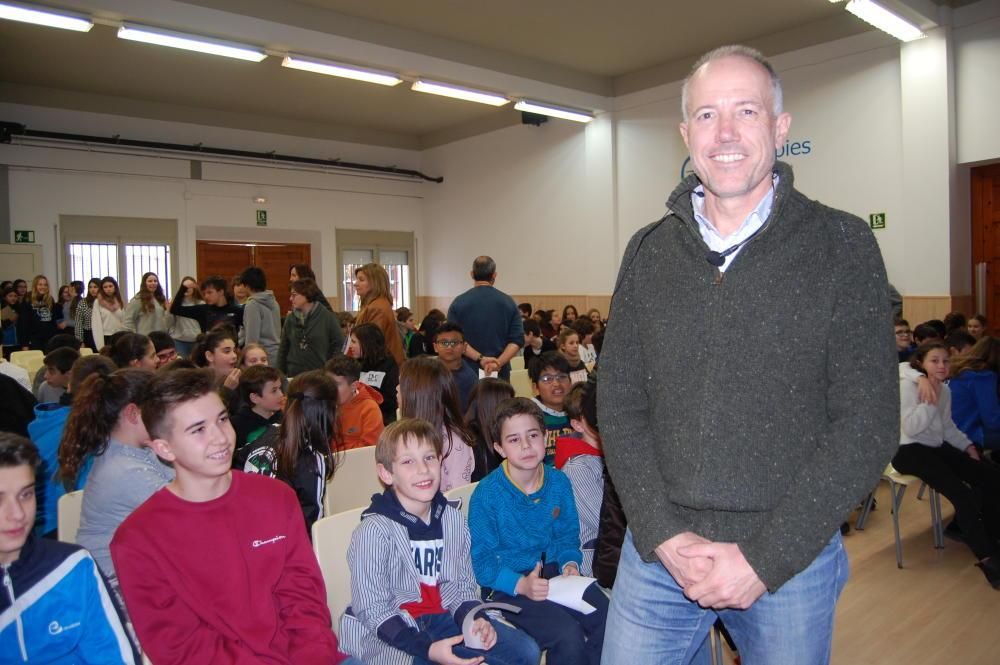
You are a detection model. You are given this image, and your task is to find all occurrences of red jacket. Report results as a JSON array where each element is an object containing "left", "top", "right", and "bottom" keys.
[
  {"left": 111, "top": 471, "right": 347, "bottom": 665},
  {"left": 336, "top": 382, "right": 385, "bottom": 450}
]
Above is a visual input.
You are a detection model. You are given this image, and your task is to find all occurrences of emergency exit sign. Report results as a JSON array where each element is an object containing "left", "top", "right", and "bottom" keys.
[
  {"left": 869, "top": 213, "right": 886, "bottom": 230},
  {"left": 14, "top": 230, "right": 34, "bottom": 243}
]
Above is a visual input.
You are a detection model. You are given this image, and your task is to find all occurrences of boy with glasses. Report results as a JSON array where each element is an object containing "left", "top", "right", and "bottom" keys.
[
  {"left": 528, "top": 351, "right": 574, "bottom": 464},
  {"left": 895, "top": 319, "right": 916, "bottom": 362},
  {"left": 433, "top": 322, "right": 479, "bottom": 410}
]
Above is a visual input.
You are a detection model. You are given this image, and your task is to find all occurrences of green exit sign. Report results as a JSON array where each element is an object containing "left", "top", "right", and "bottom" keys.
[
  {"left": 13, "top": 230, "right": 35, "bottom": 243},
  {"left": 869, "top": 213, "right": 886, "bottom": 230},
  {"left": 256, "top": 210, "right": 267, "bottom": 226}
]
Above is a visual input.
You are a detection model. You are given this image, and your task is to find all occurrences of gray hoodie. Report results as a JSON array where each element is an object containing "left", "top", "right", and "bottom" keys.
[{"left": 243, "top": 291, "right": 281, "bottom": 366}]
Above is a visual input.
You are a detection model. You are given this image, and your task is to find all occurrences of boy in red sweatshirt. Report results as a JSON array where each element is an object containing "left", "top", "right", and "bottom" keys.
[
  {"left": 110, "top": 368, "right": 357, "bottom": 665},
  {"left": 326, "top": 355, "right": 384, "bottom": 450}
]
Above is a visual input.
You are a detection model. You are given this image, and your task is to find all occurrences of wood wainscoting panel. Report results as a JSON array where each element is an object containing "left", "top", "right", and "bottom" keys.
[{"left": 902, "top": 296, "right": 975, "bottom": 324}]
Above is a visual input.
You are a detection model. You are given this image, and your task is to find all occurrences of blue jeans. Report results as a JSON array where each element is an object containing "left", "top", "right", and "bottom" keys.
[
  {"left": 602, "top": 529, "right": 849, "bottom": 665},
  {"left": 411, "top": 611, "right": 540, "bottom": 665}
]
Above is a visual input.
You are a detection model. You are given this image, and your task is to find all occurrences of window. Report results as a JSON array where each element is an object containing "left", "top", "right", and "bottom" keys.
[
  {"left": 68, "top": 243, "right": 118, "bottom": 283},
  {"left": 61, "top": 216, "right": 178, "bottom": 300},
  {"left": 124, "top": 244, "right": 171, "bottom": 296},
  {"left": 337, "top": 229, "right": 415, "bottom": 313}
]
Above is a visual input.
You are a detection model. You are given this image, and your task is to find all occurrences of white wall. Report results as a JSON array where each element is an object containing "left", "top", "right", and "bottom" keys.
[
  {"left": 421, "top": 115, "right": 617, "bottom": 297},
  {"left": 955, "top": 13, "right": 1000, "bottom": 165}
]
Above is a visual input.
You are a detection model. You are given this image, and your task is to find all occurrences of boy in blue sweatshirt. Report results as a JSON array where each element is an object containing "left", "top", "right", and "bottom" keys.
[
  {"left": 469, "top": 397, "right": 608, "bottom": 665},
  {"left": 341, "top": 418, "right": 540, "bottom": 665},
  {"left": 0, "top": 432, "right": 137, "bottom": 663}
]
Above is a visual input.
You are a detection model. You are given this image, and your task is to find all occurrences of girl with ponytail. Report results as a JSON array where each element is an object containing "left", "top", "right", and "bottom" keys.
[
  {"left": 234, "top": 369, "right": 337, "bottom": 534},
  {"left": 58, "top": 368, "right": 173, "bottom": 589}
]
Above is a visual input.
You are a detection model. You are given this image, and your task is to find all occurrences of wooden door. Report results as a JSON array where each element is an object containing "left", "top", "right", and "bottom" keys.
[
  {"left": 196, "top": 242, "right": 253, "bottom": 286},
  {"left": 256, "top": 244, "right": 311, "bottom": 315},
  {"left": 971, "top": 164, "right": 1000, "bottom": 334}
]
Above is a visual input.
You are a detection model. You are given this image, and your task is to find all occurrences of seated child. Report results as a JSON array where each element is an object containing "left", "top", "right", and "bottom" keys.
[
  {"left": 230, "top": 364, "right": 285, "bottom": 448},
  {"left": 557, "top": 329, "right": 589, "bottom": 383},
  {"left": 469, "top": 397, "right": 608, "bottom": 665},
  {"left": 432, "top": 322, "right": 479, "bottom": 410},
  {"left": 554, "top": 382, "right": 604, "bottom": 577},
  {"left": 148, "top": 330, "right": 178, "bottom": 367},
  {"left": 38, "top": 347, "right": 78, "bottom": 403},
  {"left": 341, "top": 418, "right": 540, "bottom": 665},
  {"left": 522, "top": 320, "right": 555, "bottom": 370},
  {"left": 529, "top": 351, "right": 574, "bottom": 464},
  {"left": 234, "top": 370, "right": 337, "bottom": 532},
  {"left": 349, "top": 323, "right": 399, "bottom": 425},
  {"left": 111, "top": 368, "right": 355, "bottom": 664},
  {"left": 326, "top": 355, "right": 384, "bottom": 450},
  {"left": 0, "top": 433, "right": 138, "bottom": 663}
]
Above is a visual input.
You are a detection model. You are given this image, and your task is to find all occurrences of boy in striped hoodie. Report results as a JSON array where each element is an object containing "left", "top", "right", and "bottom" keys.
[{"left": 341, "top": 418, "right": 539, "bottom": 665}]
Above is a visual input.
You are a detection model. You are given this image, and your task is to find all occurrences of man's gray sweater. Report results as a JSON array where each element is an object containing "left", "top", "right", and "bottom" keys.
[{"left": 598, "top": 161, "right": 899, "bottom": 591}]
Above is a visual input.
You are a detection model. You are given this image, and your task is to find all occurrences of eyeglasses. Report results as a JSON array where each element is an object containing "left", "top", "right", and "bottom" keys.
[
  {"left": 538, "top": 373, "right": 570, "bottom": 384},
  {"left": 435, "top": 339, "right": 465, "bottom": 348}
]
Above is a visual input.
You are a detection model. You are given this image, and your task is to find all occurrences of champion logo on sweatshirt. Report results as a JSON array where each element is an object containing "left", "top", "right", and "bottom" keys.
[{"left": 251, "top": 535, "right": 287, "bottom": 548}]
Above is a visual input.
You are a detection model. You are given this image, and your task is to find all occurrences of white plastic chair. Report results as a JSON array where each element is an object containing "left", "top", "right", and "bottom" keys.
[
  {"left": 509, "top": 355, "right": 525, "bottom": 371},
  {"left": 509, "top": 369, "right": 532, "bottom": 398},
  {"left": 312, "top": 506, "right": 365, "bottom": 636},
  {"left": 58, "top": 490, "right": 84, "bottom": 544},
  {"left": 443, "top": 481, "right": 478, "bottom": 518},
  {"left": 324, "top": 446, "right": 382, "bottom": 515},
  {"left": 10, "top": 349, "right": 42, "bottom": 371}
]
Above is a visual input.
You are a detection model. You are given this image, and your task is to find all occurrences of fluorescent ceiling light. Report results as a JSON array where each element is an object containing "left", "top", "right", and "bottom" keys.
[
  {"left": 282, "top": 55, "right": 401, "bottom": 86},
  {"left": 117, "top": 23, "right": 267, "bottom": 62},
  {"left": 411, "top": 79, "right": 509, "bottom": 106},
  {"left": 514, "top": 100, "right": 594, "bottom": 123},
  {"left": 0, "top": 1, "right": 92, "bottom": 31},
  {"left": 845, "top": 0, "right": 924, "bottom": 41}
]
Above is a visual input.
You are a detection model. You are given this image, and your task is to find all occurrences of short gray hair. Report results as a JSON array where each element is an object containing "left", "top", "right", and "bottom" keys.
[
  {"left": 472, "top": 256, "right": 496, "bottom": 281},
  {"left": 681, "top": 45, "right": 783, "bottom": 121}
]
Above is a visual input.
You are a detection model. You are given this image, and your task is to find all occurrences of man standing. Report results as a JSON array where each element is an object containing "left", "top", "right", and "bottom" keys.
[
  {"left": 447, "top": 256, "right": 524, "bottom": 380},
  {"left": 599, "top": 46, "right": 897, "bottom": 665}
]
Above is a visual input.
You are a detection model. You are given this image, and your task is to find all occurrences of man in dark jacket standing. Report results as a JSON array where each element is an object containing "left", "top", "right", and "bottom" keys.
[
  {"left": 447, "top": 256, "right": 523, "bottom": 380},
  {"left": 599, "top": 45, "right": 898, "bottom": 665}
]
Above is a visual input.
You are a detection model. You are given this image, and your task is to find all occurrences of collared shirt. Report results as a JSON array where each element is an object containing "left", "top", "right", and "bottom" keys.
[{"left": 691, "top": 175, "right": 778, "bottom": 272}]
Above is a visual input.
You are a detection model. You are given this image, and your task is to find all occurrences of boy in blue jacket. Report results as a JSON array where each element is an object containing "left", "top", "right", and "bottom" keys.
[
  {"left": 0, "top": 432, "right": 137, "bottom": 663},
  {"left": 469, "top": 397, "right": 608, "bottom": 665}
]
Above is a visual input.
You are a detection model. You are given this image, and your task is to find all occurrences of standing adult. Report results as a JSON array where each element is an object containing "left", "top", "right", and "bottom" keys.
[
  {"left": 17, "top": 275, "right": 63, "bottom": 351},
  {"left": 446, "top": 256, "right": 523, "bottom": 380},
  {"left": 124, "top": 272, "right": 173, "bottom": 336},
  {"left": 289, "top": 264, "right": 333, "bottom": 311},
  {"left": 353, "top": 263, "right": 405, "bottom": 367},
  {"left": 598, "top": 46, "right": 898, "bottom": 665},
  {"left": 240, "top": 267, "right": 282, "bottom": 367},
  {"left": 278, "top": 278, "right": 344, "bottom": 377}
]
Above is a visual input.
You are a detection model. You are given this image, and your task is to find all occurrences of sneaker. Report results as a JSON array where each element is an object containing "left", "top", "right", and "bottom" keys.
[{"left": 975, "top": 556, "right": 1000, "bottom": 589}]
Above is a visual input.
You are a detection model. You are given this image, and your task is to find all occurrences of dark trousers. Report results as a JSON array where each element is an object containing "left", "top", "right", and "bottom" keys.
[
  {"left": 485, "top": 585, "right": 608, "bottom": 665},
  {"left": 893, "top": 443, "right": 1000, "bottom": 559}
]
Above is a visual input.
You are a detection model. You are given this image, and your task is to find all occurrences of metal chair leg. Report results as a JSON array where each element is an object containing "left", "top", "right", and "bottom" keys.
[
  {"left": 917, "top": 482, "right": 927, "bottom": 501},
  {"left": 856, "top": 490, "right": 876, "bottom": 530},
  {"left": 710, "top": 626, "right": 724, "bottom": 665},
  {"left": 890, "top": 480, "right": 907, "bottom": 568},
  {"left": 930, "top": 489, "right": 945, "bottom": 549}
]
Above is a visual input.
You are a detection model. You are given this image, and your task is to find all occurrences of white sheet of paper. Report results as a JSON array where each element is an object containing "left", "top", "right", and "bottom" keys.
[
  {"left": 579, "top": 344, "right": 597, "bottom": 364},
  {"left": 546, "top": 575, "right": 598, "bottom": 615},
  {"left": 360, "top": 370, "right": 386, "bottom": 388},
  {"left": 461, "top": 601, "right": 521, "bottom": 649},
  {"left": 478, "top": 368, "right": 498, "bottom": 379},
  {"left": 569, "top": 369, "right": 589, "bottom": 385}
]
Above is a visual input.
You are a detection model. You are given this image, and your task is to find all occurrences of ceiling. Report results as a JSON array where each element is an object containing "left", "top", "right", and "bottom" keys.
[{"left": 0, "top": 0, "right": 958, "bottom": 150}]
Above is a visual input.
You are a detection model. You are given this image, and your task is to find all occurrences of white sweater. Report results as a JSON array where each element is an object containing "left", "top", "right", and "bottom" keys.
[{"left": 898, "top": 363, "right": 971, "bottom": 450}]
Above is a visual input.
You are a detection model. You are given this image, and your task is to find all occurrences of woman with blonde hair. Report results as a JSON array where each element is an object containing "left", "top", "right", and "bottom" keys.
[
  {"left": 16, "top": 274, "right": 63, "bottom": 350},
  {"left": 353, "top": 263, "right": 405, "bottom": 366}
]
